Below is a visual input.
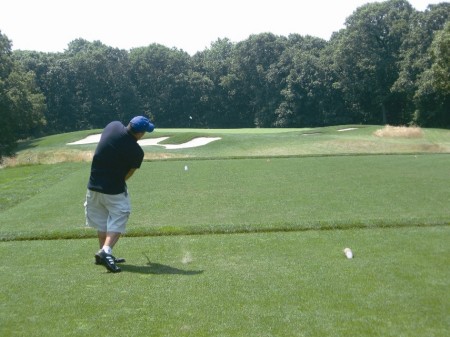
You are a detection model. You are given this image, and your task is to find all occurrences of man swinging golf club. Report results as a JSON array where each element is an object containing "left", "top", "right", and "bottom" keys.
[{"left": 84, "top": 116, "right": 154, "bottom": 273}]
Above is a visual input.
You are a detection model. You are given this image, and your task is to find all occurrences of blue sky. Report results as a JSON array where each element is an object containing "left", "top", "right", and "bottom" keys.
[{"left": 0, "top": 0, "right": 445, "bottom": 54}]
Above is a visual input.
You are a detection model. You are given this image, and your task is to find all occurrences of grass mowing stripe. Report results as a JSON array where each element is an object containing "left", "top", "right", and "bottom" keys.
[{"left": 1, "top": 226, "right": 448, "bottom": 337}]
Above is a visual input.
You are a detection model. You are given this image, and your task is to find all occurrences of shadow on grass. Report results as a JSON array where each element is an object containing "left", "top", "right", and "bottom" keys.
[{"left": 120, "top": 262, "right": 204, "bottom": 275}]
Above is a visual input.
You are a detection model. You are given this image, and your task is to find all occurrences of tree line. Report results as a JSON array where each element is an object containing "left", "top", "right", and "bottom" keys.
[{"left": 1, "top": 0, "right": 449, "bottom": 159}]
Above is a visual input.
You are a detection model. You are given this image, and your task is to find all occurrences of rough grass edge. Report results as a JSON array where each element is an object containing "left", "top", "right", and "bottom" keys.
[{"left": 1, "top": 220, "right": 449, "bottom": 242}]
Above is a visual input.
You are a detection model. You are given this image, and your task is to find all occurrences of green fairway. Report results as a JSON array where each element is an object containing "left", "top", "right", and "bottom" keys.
[
  {"left": 7, "top": 125, "right": 450, "bottom": 165},
  {"left": 0, "top": 154, "right": 449, "bottom": 240},
  {"left": 1, "top": 126, "right": 449, "bottom": 336},
  {"left": 1, "top": 227, "right": 449, "bottom": 337}
]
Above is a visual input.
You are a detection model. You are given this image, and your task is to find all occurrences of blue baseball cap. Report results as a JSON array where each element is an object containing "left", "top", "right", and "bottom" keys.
[{"left": 129, "top": 116, "right": 155, "bottom": 133}]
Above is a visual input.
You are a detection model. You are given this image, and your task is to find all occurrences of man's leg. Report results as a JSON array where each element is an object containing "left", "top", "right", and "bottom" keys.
[
  {"left": 95, "top": 231, "right": 125, "bottom": 264},
  {"left": 102, "top": 232, "right": 121, "bottom": 252},
  {"left": 97, "top": 231, "right": 107, "bottom": 249},
  {"left": 97, "top": 231, "right": 121, "bottom": 249},
  {"left": 96, "top": 232, "right": 122, "bottom": 273},
  {"left": 95, "top": 192, "right": 130, "bottom": 272}
]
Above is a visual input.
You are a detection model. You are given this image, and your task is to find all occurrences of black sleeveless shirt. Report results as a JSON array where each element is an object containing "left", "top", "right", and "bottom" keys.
[{"left": 88, "top": 121, "right": 144, "bottom": 194}]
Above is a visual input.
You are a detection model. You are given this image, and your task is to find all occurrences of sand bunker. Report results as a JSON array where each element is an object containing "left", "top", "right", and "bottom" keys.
[
  {"left": 138, "top": 137, "right": 169, "bottom": 146},
  {"left": 337, "top": 128, "right": 358, "bottom": 132},
  {"left": 67, "top": 134, "right": 102, "bottom": 145},
  {"left": 162, "top": 137, "right": 221, "bottom": 149},
  {"left": 67, "top": 134, "right": 221, "bottom": 149}
]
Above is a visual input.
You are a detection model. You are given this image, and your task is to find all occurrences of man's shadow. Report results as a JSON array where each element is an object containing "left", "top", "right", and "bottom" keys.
[{"left": 119, "top": 253, "right": 204, "bottom": 275}]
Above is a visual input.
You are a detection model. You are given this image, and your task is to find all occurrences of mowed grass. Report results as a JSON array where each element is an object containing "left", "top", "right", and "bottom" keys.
[
  {"left": 0, "top": 227, "right": 449, "bottom": 337},
  {"left": 1, "top": 126, "right": 450, "bottom": 336},
  {"left": 1, "top": 154, "right": 449, "bottom": 240}
]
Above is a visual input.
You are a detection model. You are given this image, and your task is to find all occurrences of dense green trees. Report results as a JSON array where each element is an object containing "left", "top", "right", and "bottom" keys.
[
  {"left": 0, "top": 31, "right": 46, "bottom": 159},
  {"left": 414, "top": 20, "right": 450, "bottom": 126},
  {"left": 129, "top": 44, "right": 193, "bottom": 127},
  {"left": 1, "top": 1, "right": 449, "bottom": 159},
  {"left": 271, "top": 35, "right": 334, "bottom": 127},
  {"left": 393, "top": 2, "right": 450, "bottom": 126},
  {"left": 332, "top": 0, "right": 415, "bottom": 125}
]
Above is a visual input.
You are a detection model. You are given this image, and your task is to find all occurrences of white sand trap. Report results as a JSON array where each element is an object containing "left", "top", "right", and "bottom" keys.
[
  {"left": 162, "top": 137, "right": 221, "bottom": 149},
  {"left": 68, "top": 134, "right": 221, "bottom": 149},
  {"left": 138, "top": 137, "right": 169, "bottom": 146},
  {"left": 67, "top": 134, "right": 102, "bottom": 145},
  {"left": 338, "top": 128, "right": 358, "bottom": 132},
  {"left": 302, "top": 132, "right": 322, "bottom": 136}
]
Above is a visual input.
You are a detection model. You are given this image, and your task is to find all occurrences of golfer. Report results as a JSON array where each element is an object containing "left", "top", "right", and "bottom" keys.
[{"left": 85, "top": 116, "right": 154, "bottom": 273}]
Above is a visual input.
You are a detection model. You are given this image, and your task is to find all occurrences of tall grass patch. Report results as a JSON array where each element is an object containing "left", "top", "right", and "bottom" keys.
[{"left": 374, "top": 125, "right": 423, "bottom": 138}]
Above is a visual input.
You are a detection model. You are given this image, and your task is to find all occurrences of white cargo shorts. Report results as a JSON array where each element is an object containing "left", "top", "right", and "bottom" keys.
[{"left": 84, "top": 189, "right": 131, "bottom": 233}]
